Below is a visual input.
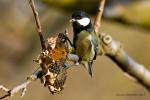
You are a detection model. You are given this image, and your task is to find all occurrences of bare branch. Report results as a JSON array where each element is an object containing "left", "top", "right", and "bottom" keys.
[
  {"left": 0, "top": 85, "right": 9, "bottom": 92},
  {"left": 100, "top": 33, "right": 150, "bottom": 91},
  {"left": 0, "top": 33, "right": 78, "bottom": 99},
  {"left": 1, "top": 0, "right": 150, "bottom": 99},
  {"left": 29, "top": 0, "right": 46, "bottom": 50},
  {"left": 0, "top": 69, "right": 42, "bottom": 99},
  {"left": 1, "top": 0, "right": 78, "bottom": 99},
  {"left": 94, "top": 0, "right": 106, "bottom": 34},
  {"left": 93, "top": 0, "right": 150, "bottom": 91}
]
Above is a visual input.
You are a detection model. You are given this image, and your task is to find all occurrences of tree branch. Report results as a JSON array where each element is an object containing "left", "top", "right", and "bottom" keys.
[
  {"left": 29, "top": 0, "right": 46, "bottom": 50},
  {"left": 0, "top": 32, "right": 78, "bottom": 99},
  {"left": 0, "top": 69, "right": 42, "bottom": 99},
  {"left": 1, "top": 0, "right": 150, "bottom": 99},
  {"left": 94, "top": 0, "right": 150, "bottom": 92},
  {"left": 100, "top": 34, "right": 150, "bottom": 91},
  {"left": 94, "top": 0, "right": 105, "bottom": 34}
]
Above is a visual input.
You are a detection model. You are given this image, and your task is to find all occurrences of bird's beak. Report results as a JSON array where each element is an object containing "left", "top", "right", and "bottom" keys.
[{"left": 69, "top": 18, "right": 76, "bottom": 23}]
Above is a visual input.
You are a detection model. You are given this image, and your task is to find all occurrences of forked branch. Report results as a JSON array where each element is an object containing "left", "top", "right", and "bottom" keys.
[{"left": 0, "top": 69, "right": 42, "bottom": 99}]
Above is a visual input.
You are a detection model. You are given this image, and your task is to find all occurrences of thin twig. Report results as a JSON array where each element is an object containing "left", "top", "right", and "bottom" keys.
[
  {"left": 94, "top": 0, "right": 105, "bottom": 34},
  {"left": 0, "top": 85, "right": 9, "bottom": 92},
  {"left": 29, "top": 0, "right": 46, "bottom": 50},
  {"left": 0, "top": 70, "right": 42, "bottom": 99}
]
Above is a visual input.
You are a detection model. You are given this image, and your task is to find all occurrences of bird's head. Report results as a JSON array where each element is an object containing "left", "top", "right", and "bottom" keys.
[{"left": 70, "top": 11, "right": 92, "bottom": 33}]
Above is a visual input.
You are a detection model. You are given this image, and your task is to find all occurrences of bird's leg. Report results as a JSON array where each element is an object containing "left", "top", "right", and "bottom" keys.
[
  {"left": 66, "top": 37, "right": 74, "bottom": 47},
  {"left": 58, "top": 32, "right": 73, "bottom": 47}
]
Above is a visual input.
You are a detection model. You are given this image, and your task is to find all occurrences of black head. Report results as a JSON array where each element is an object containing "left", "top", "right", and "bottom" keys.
[
  {"left": 71, "top": 11, "right": 90, "bottom": 20},
  {"left": 70, "top": 11, "right": 92, "bottom": 34}
]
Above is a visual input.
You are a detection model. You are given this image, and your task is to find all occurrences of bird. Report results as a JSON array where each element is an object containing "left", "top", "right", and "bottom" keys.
[{"left": 70, "top": 10, "right": 101, "bottom": 77}]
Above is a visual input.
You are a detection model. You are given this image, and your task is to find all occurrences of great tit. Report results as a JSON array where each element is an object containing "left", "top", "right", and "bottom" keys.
[{"left": 70, "top": 11, "right": 101, "bottom": 77}]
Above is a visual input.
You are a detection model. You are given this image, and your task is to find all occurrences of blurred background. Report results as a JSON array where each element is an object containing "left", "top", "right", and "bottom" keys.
[{"left": 0, "top": 0, "right": 150, "bottom": 100}]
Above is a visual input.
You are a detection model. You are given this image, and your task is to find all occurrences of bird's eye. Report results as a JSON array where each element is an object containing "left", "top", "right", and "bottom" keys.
[{"left": 76, "top": 16, "right": 82, "bottom": 20}]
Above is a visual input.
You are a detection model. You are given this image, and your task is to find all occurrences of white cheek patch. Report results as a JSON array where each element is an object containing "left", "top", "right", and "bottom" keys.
[{"left": 77, "top": 18, "right": 90, "bottom": 27}]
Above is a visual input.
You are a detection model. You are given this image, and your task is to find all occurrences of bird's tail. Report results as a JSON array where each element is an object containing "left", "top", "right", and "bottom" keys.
[{"left": 81, "top": 61, "right": 93, "bottom": 77}]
